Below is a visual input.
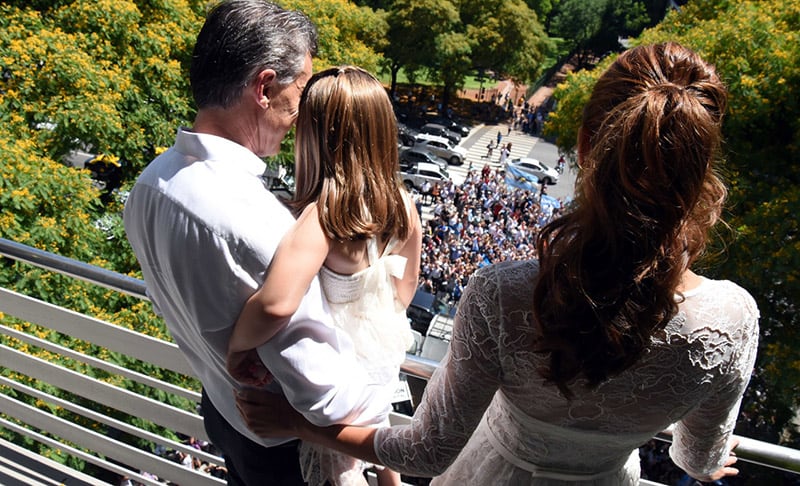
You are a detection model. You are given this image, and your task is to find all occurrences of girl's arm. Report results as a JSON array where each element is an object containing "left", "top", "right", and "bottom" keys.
[
  {"left": 228, "top": 203, "right": 329, "bottom": 353},
  {"left": 393, "top": 202, "right": 423, "bottom": 308},
  {"left": 236, "top": 264, "right": 505, "bottom": 476}
]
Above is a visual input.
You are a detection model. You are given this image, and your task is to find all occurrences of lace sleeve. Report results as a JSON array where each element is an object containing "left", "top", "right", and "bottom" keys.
[
  {"left": 669, "top": 283, "right": 760, "bottom": 481},
  {"left": 374, "top": 265, "right": 503, "bottom": 476}
]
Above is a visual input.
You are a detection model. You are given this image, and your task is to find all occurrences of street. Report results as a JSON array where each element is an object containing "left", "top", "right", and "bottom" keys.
[{"left": 417, "top": 121, "right": 576, "bottom": 224}]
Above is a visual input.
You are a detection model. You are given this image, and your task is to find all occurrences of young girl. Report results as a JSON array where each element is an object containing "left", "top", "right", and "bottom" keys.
[{"left": 227, "top": 66, "right": 422, "bottom": 486}]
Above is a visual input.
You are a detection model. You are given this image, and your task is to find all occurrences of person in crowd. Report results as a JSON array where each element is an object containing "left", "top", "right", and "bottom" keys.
[
  {"left": 498, "top": 142, "right": 512, "bottom": 166},
  {"left": 227, "top": 66, "right": 421, "bottom": 486},
  {"left": 234, "top": 42, "right": 759, "bottom": 485},
  {"left": 484, "top": 140, "right": 495, "bottom": 159},
  {"left": 420, "top": 180, "right": 432, "bottom": 205},
  {"left": 123, "top": 2, "right": 389, "bottom": 484},
  {"left": 430, "top": 183, "right": 441, "bottom": 204}
]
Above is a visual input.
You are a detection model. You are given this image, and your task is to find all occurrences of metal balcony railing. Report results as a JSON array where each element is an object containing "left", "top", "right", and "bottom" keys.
[{"left": 0, "top": 236, "right": 798, "bottom": 485}]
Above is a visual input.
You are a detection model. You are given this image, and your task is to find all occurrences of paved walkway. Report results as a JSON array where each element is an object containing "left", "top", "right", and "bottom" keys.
[{"left": 438, "top": 122, "right": 545, "bottom": 186}]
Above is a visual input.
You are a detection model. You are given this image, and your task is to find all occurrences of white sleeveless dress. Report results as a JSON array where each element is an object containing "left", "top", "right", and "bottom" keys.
[{"left": 300, "top": 236, "right": 414, "bottom": 486}]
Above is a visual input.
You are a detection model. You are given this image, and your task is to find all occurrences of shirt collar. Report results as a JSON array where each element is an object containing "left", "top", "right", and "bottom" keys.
[{"left": 174, "top": 127, "right": 267, "bottom": 177}]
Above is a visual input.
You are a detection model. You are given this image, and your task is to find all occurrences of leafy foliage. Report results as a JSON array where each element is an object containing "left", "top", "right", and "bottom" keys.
[
  {"left": 381, "top": 0, "right": 551, "bottom": 110},
  {"left": 0, "top": 1, "right": 201, "bottom": 180},
  {"left": 285, "top": 0, "right": 387, "bottom": 72}
]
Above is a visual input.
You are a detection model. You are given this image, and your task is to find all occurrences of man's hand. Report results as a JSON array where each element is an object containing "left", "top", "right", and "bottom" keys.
[
  {"left": 227, "top": 349, "right": 273, "bottom": 386},
  {"left": 235, "top": 388, "right": 303, "bottom": 438}
]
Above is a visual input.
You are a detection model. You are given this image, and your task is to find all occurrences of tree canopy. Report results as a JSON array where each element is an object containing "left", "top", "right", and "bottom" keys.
[
  {"left": 381, "top": 0, "right": 552, "bottom": 111},
  {"left": 547, "top": 0, "right": 650, "bottom": 67}
]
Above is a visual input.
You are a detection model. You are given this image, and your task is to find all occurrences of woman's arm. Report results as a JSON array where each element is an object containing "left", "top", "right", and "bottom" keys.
[
  {"left": 228, "top": 203, "right": 329, "bottom": 353},
  {"left": 235, "top": 388, "right": 382, "bottom": 464},
  {"left": 669, "top": 286, "right": 759, "bottom": 480}
]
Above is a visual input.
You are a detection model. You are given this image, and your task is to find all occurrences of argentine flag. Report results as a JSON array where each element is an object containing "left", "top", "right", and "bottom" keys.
[
  {"left": 504, "top": 164, "right": 539, "bottom": 192},
  {"left": 540, "top": 194, "right": 562, "bottom": 214}
]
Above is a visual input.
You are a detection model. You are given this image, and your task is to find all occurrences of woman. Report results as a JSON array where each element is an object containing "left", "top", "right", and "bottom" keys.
[{"left": 236, "top": 43, "right": 759, "bottom": 485}]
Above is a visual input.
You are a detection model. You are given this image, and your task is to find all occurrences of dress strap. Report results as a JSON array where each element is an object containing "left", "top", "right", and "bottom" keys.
[
  {"left": 368, "top": 189, "right": 412, "bottom": 262},
  {"left": 366, "top": 237, "right": 379, "bottom": 265}
]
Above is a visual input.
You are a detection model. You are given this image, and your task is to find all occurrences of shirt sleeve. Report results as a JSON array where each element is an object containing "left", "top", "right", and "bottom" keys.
[
  {"left": 669, "top": 285, "right": 760, "bottom": 480},
  {"left": 257, "top": 277, "right": 392, "bottom": 428},
  {"left": 373, "top": 265, "right": 504, "bottom": 476}
]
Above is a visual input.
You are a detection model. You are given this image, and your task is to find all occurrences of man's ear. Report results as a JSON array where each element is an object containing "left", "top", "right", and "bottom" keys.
[{"left": 253, "top": 69, "right": 277, "bottom": 109}]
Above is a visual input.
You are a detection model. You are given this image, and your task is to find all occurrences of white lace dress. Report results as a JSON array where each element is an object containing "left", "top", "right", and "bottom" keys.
[
  {"left": 300, "top": 237, "right": 414, "bottom": 486},
  {"left": 375, "top": 259, "right": 759, "bottom": 485}
]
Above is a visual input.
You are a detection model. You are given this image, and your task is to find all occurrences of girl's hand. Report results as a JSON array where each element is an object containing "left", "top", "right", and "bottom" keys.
[
  {"left": 227, "top": 349, "right": 273, "bottom": 386},
  {"left": 235, "top": 388, "right": 303, "bottom": 438}
]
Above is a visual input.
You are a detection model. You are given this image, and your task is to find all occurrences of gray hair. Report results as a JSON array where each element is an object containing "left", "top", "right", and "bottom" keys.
[{"left": 190, "top": 0, "right": 318, "bottom": 109}]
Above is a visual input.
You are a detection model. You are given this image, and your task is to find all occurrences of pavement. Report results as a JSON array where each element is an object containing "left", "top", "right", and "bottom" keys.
[{"left": 425, "top": 121, "right": 577, "bottom": 201}]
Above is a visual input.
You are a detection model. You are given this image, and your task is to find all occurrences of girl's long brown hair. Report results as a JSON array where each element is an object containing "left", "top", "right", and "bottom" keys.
[
  {"left": 533, "top": 42, "right": 728, "bottom": 397},
  {"left": 292, "top": 66, "right": 410, "bottom": 242}
]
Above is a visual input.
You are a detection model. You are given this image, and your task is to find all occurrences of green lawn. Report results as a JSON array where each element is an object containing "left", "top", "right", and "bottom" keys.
[{"left": 377, "top": 68, "right": 490, "bottom": 90}]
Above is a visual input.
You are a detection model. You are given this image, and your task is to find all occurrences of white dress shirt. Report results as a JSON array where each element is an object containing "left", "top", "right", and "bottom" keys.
[{"left": 124, "top": 128, "right": 389, "bottom": 447}]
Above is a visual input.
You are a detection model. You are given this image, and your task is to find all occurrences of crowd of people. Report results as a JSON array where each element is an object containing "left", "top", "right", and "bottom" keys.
[{"left": 414, "top": 164, "right": 564, "bottom": 310}]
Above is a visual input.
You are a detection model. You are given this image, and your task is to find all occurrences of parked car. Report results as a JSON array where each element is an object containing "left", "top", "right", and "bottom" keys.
[
  {"left": 399, "top": 147, "right": 449, "bottom": 171},
  {"left": 407, "top": 290, "right": 437, "bottom": 335},
  {"left": 397, "top": 123, "right": 417, "bottom": 147},
  {"left": 413, "top": 134, "right": 468, "bottom": 165},
  {"left": 420, "top": 123, "right": 461, "bottom": 145},
  {"left": 426, "top": 115, "right": 471, "bottom": 137},
  {"left": 504, "top": 157, "right": 560, "bottom": 185},
  {"left": 399, "top": 161, "right": 450, "bottom": 190}
]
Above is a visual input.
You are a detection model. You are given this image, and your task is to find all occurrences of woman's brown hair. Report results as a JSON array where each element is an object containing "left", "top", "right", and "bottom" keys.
[
  {"left": 292, "top": 66, "right": 410, "bottom": 242},
  {"left": 533, "top": 42, "right": 729, "bottom": 397}
]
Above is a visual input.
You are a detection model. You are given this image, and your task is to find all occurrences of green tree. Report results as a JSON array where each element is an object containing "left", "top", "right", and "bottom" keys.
[
  {"left": 546, "top": 0, "right": 800, "bottom": 443},
  {"left": 383, "top": 0, "right": 551, "bottom": 112},
  {"left": 0, "top": 1, "right": 201, "bottom": 181},
  {"left": 286, "top": 0, "right": 387, "bottom": 73},
  {"left": 382, "top": 0, "right": 461, "bottom": 97},
  {"left": 548, "top": 0, "right": 649, "bottom": 67}
]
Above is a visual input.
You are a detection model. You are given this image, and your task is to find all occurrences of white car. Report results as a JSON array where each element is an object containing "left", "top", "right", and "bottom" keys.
[
  {"left": 413, "top": 133, "right": 468, "bottom": 165},
  {"left": 399, "top": 161, "right": 450, "bottom": 191},
  {"left": 505, "top": 157, "right": 560, "bottom": 185}
]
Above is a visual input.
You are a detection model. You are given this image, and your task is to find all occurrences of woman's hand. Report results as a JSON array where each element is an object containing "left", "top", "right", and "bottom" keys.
[
  {"left": 227, "top": 349, "right": 273, "bottom": 386},
  {"left": 235, "top": 388, "right": 303, "bottom": 438},
  {"left": 705, "top": 438, "right": 740, "bottom": 481}
]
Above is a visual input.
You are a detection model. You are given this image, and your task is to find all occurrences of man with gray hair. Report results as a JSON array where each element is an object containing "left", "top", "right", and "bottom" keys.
[{"left": 124, "top": 1, "right": 389, "bottom": 484}]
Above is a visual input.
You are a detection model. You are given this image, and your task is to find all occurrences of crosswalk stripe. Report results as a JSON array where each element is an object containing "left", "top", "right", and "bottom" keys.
[
  {"left": 413, "top": 122, "right": 547, "bottom": 223},
  {"left": 444, "top": 123, "right": 541, "bottom": 185}
]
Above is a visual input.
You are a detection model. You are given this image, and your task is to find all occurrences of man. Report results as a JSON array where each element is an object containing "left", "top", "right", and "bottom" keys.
[
  {"left": 123, "top": 1, "right": 388, "bottom": 484},
  {"left": 420, "top": 179, "right": 432, "bottom": 205}
]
